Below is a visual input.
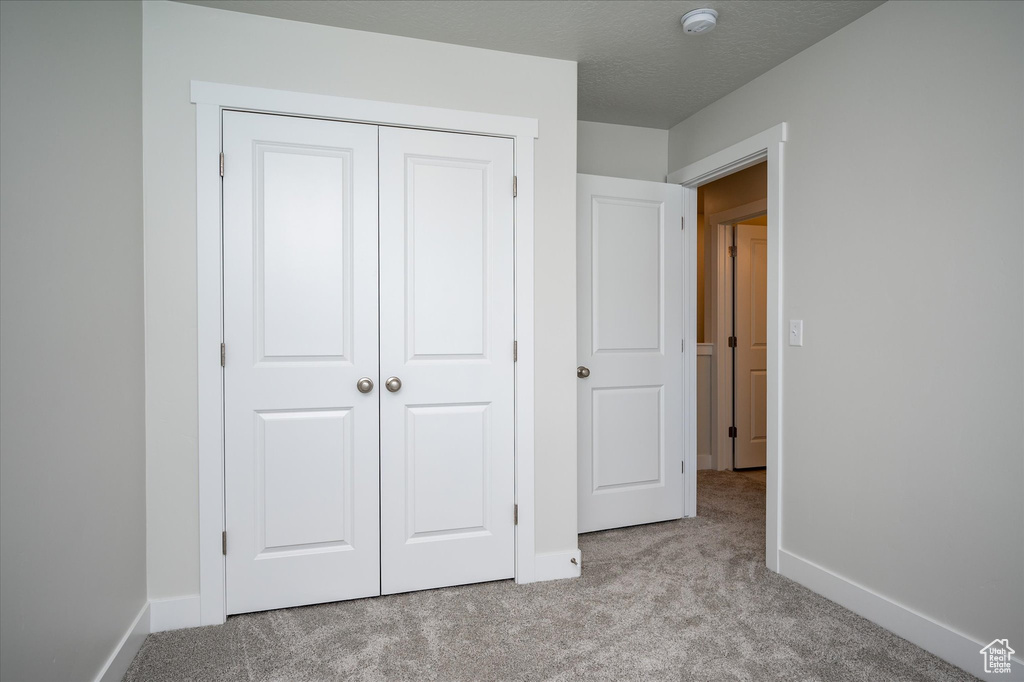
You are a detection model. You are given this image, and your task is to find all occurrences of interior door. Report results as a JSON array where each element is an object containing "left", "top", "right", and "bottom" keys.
[
  {"left": 378, "top": 127, "right": 516, "bottom": 594},
  {"left": 223, "top": 111, "right": 380, "bottom": 614},
  {"left": 733, "top": 223, "right": 768, "bottom": 469},
  {"left": 577, "top": 174, "right": 685, "bottom": 534}
]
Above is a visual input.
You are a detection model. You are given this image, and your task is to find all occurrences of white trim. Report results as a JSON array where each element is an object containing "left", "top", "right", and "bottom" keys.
[
  {"left": 150, "top": 595, "right": 202, "bottom": 633},
  {"left": 93, "top": 602, "right": 149, "bottom": 682},
  {"left": 670, "top": 122, "right": 786, "bottom": 572},
  {"left": 190, "top": 82, "right": 539, "bottom": 140},
  {"left": 707, "top": 200, "right": 769, "bottom": 473},
  {"left": 514, "top": 138, "right": 537, "bottom": 584},
  {"left": 696, "top": 344, "right": 714, "bottom": 472},
  {"left": 779, "top": 550, "right": 1022, "bottom": 677},
  {"left": 667, "top": 124, "right": 785, "bottom": 186},
  {"left": 195, "top": 81, "right": 538, "bottom": 625},
  {"left": 683, "top": 185, "right": 698, "bottom": 517},
  {"left": 196, "top": 101, "right": 225, "bottom": 627},
  {"left": 534, "top": 549, "right": 583, "bottom": 582}
]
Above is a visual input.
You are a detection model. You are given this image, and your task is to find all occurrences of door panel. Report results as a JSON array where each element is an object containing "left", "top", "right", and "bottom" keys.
[
  {"left": 223, "top": 111, "right": 380, "bottom": 614},
  {"left": 378, "top": 127, "right": 515, "bottom": 594},
  {"left": 577, "top": 174, "right": 685, "bottom": 534},
  {"left": 260, "top": 150, "right": 351, "bottom": 359},
  {"left": 593, "top": 199, "right": 663, "bottom": 352},
  {"left": 593, "top": 386, "right": 663, "bottom": 490},
  {"left": 734, "top": 223, "right": 768, "bottom": 469}
]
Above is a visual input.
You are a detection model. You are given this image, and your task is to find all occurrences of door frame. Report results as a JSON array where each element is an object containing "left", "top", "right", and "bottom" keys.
[
  {"left": 192, "top": 81, "right": 539, "bottom": 626},
  {"left": 668, "top": 122, "right": 786, "bottom": 572},
  {"left": 707, "top": 200, "right": 768, "bottom": 472}
]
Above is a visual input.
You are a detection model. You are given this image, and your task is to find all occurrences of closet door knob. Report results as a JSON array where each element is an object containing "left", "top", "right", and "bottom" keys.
[
  {"left": 577, "top": 366, "right": 591, "bottom": 379},
  {"left": 356, "top": 377, "right": 374, "bottom": 393},
  {"left": 385, "top": 376, "right": 402, "bottom": 392}
]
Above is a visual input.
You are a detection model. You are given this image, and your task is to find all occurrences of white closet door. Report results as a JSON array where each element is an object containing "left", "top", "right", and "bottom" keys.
[
  {"left": 378, "top": 127, "right": 516, "bottom": 594},
  {"left": 577, "top": 174, "right": 685, "bottom": 534},
  {"left": 223, "top": 111, "right": 380, "bottom": 614}
]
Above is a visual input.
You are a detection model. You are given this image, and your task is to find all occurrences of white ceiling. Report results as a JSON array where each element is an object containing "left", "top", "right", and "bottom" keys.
[{"left": 179, "top": 0, "right": 884, "bottom": 129}]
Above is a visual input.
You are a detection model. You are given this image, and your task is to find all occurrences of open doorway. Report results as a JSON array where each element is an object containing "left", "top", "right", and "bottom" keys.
[{"left": 697, "top": 163, "right": 768, "bottom": 478}]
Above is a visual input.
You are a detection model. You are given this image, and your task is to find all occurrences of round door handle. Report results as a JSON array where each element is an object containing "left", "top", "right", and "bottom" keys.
[
  {"left": 385, "top": 376, "right": 402, "bottom": 392},
  {"left": 356, "top": 377, "right": 374, "bottom": 393},
  {"left": 577, "top": 366, "right": 590, "bottom": 379}
]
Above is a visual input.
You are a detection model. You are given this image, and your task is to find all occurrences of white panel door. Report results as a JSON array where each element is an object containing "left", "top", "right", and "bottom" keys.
[
  {"left": 223, "top": 111, "right": 380, "bottom": 614},
  {"left": 734, "top": 223, "right": 768, "bottom": 469},
  {"left": 378, "top": 127, "right": 515, "bottom": 594},
  {"left": 577, "top": 174, "right": 685, "bottom": 533}
]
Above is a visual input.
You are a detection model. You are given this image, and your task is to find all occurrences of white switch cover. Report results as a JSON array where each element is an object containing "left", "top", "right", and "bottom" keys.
[{"left": 789, "top": 320, "right": 804, "bottom": 346}]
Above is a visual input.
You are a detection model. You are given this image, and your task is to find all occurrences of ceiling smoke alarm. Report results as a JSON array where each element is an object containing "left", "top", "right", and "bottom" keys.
[{"left": 681, "top": 8, "right": 719, "bottom": 34}]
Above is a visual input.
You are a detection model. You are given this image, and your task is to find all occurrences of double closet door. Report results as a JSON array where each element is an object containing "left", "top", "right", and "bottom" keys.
[{"left": 222, "top": 111, "right": 515, "bottom": 615}]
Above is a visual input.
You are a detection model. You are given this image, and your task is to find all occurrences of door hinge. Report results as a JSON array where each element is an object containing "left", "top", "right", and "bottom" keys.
[
  {"left": 681, "top": 339, "right": 685, "bottom": 353},
  {"left": 728, "top": 336, "right": 737, "bottom": 348},
  {"left": 219, "top": 152, "right": 224, "bottom": 178},
  {"left": 513, "top": 176, "right": 517, "bottom": 198},
  {"left": 681, "top": 460, "right": 685, "bottom": 474},
  {"left": 681, "top": 216, "right": 685, "bottom": 230},
  {"left": 221, "top": 531, "right": 227, "bottom": 555},
  {"left": 728, "top": 426, "right": 737, "bottom": 438},
  {"left": 513, "top": 340, "right": 518, "bottom": 362},
  {"left": 220, "top": 343, "right": 226, "bottom": 367},
  {"left": 514, "top": 503, "right": 518, "bottom": 526},
  {"left": 728, "top": 245, "right": 737, "bottom": 258}
]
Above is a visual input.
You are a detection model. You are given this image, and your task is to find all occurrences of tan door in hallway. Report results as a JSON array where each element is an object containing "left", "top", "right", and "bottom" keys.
[{"left": 734, "top": 223, "right": 767, "bottom": 469}]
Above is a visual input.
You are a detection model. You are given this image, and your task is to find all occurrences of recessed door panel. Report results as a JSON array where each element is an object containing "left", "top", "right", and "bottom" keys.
[
  {"left": 223, "top": 111, "right": 380, "bottom": 614},
  {"left": 379, "top": 127, "right": 515, "bottom": 595},
  {"left": 259, "top": 147, "right": 352, "bottom": 362},
  {"left": 257, "top": 409, "right": 352, "bottom": 552},
  {"left": 593, "top": 386, "right": 663, "bottom": 491},
  {"left": 577, "top": 174, "right": 685, "bottom": 534},
  {"left": 593, "top": 198, "right": 663, "bottom": 354},
  {"left": 406, "top": 404, "right": 489, "bottom": 539},
  {"left": 407, "top": 160, "right": 488, "bottom": 360}
]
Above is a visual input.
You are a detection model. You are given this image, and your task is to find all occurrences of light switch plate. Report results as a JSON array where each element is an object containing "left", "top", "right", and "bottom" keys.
[{"left": 789, "top": 320, "right": 804, "bottom": 347}]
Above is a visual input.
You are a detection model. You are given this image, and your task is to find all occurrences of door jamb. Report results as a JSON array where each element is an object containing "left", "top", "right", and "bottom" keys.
[
  {"left": 668, "top": 122, "right": 786, "bottom": 572},
  {"left": 192, "top": 81, "right": 539, "bottom": 625},
  {"left": 707, "top": 200, "right": 768, "bottom": 472}
]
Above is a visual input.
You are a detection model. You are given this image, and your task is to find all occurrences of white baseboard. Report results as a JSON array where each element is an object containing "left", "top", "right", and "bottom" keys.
[
  {"left": 150, "top": 595, "right": 202, "bottom": 633},
  {"left": 534, "top": 548, "right": 582, "bottom": 582},
  {"left": 94, "top": 602, "right": 149, "bottom": 682},
  {"left": 779, "top": 550, "right": 1024, "bottom": 679},
  {"left": 697, "top": 454, "right": 714, "bottom": 470}
]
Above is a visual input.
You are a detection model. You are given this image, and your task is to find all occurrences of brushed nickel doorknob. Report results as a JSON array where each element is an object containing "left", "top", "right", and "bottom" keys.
[
  {"left": 577, "top": 366, "right": 590, "bottom": 379},
  {"left": 385, "top": 376, "right": 402, "bottom": 392},
  {"left": 356, "top": 377, "right": 374, "bottom": 393}
]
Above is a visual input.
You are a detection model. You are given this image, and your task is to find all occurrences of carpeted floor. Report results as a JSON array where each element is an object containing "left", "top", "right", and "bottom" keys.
[{"left": 124, "top": 471, "right": 975, "bottom": 681}]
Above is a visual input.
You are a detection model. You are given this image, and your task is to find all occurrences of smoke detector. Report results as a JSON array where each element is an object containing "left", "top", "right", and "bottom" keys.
[{"left": 681, "top": 8, "right": 719, "bottom": 34}]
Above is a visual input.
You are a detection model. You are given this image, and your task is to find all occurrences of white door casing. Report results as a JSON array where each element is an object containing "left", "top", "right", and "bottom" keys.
[
  {"left": 378, "top": 127, "right": 516, "bottom": 593},
  {"left": 577, "top": 174, "right": 686, "bottom": 534},
  {"left": 734, "top": 223, "right": 768, "bottom": 469},
  {"left": 222, "top": 112, "right": 381, "bottom": 614},
  {"left": 195, "top": 82, "right": 541, "bottom": 625}
]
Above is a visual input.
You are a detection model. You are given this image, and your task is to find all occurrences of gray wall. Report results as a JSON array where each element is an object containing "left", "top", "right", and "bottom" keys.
[
  {"left": 669, "top": 0, "right": 1023, "bottom": 651},
  {"left": 142, "top": 1, "right": 578, "bottom": 599},
  {"left": 0, "top": 2, "right": 147, "bottom": 680},
  {"left": 577, "top": 121, "right": 668, "bottom": 182}
]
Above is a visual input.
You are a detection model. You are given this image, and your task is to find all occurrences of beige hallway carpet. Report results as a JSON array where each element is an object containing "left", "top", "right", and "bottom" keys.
[{"left": 124, "top": 472, "right": 974, "bottom": 681}]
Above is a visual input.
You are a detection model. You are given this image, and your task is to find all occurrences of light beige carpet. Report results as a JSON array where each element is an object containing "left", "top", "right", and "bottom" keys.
[{"left": 124, "top": 472, "right": 974, "bottom": 681}]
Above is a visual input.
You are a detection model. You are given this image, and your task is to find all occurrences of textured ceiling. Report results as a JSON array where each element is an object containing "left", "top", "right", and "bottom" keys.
[{"left": 178, "top": 0, "right": 884, "bottom": 129}]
